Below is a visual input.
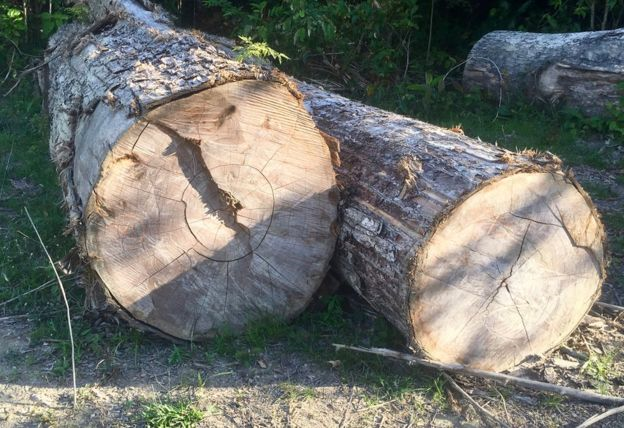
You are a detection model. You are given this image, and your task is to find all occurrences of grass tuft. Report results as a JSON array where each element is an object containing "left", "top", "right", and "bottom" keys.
[{"left": 141, "top": 400, "right": 205, "bottom": 428}]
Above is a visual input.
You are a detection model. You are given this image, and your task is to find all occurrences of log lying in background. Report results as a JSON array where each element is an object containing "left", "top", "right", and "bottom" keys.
[
  {"left": 463, "top": 29, "right": 624, "bottom": 115},
  {"left": 45, "top": 0, "right": 337, "bottom": 340},
  {"left": 300, "top": 82, "right": 606, "bottom": 372}
]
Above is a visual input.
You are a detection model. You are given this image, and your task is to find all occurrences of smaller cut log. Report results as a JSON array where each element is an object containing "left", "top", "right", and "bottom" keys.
[
  {"left": 463, "top": 29, "right": 624, "bottom": 115},
  {"left": 300, "top": 82, "right": 606, "bottom": 372}
]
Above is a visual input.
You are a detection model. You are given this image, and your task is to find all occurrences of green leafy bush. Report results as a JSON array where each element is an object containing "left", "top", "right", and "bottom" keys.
[
  {"left": 234, "top": 35, "right": 289, "bottom": 63},
  {"left": 0, "top": 5, "right": 26, "bottom": 42}
]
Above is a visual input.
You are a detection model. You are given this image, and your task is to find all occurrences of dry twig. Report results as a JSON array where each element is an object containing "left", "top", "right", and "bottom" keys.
[
  {"left": 25, "top": 207, "right": 77, "bottom": 408},
  {"left": 594, "top": 301, "right": 624, "bottom": 313},
  {"left": 333, "top": 344, "right": 624, "bottom": 405},
  {"left": 440, "top": 372, "right": 509, "bottom": 427},
  {"left": 576, "top": 404, "right": 624, "bottom": 427}
]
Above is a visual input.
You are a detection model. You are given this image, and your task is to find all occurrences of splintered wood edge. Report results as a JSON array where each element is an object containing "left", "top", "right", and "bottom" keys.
[
  {"left": 84, "top": 80, "right": 337, "bottom": 340},
  {"left": 409, "top": 170, "right": 606, "bottom": 372}
]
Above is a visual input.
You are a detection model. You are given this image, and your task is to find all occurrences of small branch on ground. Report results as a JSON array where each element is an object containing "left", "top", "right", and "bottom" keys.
[
  {"left": 594, "top": 301, "right": 624, "bottom": 313},
  {"left": 440, "top": 372, "right": 510, "bottom": 427},
  {"left": 576, "top": 404, "right": 624, "bottom": 427},
  {"left": 332, "top": 344, "right": 624, "bottom": 405},
  {"left": 25, "top": 207, "right": 77, "bottom": 408}
]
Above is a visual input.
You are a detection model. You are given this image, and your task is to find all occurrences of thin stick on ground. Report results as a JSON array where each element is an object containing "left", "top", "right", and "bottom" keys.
[
  {"left": 0, "top": 276, "right": 76, "bottom": 307},
  {"left": 0, "top": 314, "right": 30, "bottom": 322},
  {"left": 576, "top": 404, "right": 624, "bottom": 428},
  {"left": 333, "top": 344, "right": 624, "bottom": 406},
  {"left": 594, "top": 301, "right": 624, "bottom": 313},
  {"left": 440, "top": 372, "right": 510, "bottom": 428},
  {"left": 25, "top": 207, "right": 77, "bottom": 408}
]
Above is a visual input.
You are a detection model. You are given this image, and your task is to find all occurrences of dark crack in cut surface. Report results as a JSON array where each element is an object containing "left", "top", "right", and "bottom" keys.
[{"left": 182, "top": 164, "right": 273, "bottom": 262}]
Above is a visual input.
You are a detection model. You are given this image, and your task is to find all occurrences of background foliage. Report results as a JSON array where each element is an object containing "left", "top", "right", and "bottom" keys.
[
  {"left": 190, "top": 0, "right": 624, "bottom": 99},
  {"left": 163, "top": 0, "right": 624, "bottom": 138},
  {"left": 1, "top": 0, "right": 623, "bottom": 121}
]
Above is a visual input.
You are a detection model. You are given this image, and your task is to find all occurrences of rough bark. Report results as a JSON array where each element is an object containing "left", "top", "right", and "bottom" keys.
[
  {"left": 300, "top": 82, "right": 606, "bottom": 372},
  {"left": 45, "top": 0, "right": 337, "bottom": 340},
  {"left": 463, "top": 29, "right": 624, "bottom": 115},
  {"left": 46, "top": 1, "right": 607, "bottom": 371}
]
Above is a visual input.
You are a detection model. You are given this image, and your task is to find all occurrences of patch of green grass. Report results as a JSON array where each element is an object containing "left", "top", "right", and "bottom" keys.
[
  {"left": 2, "top": 349, "right": 22, "bottom": 365},
  {"left": 168, "top": 344, "right": 190, "bottom": 366},
  {"left": 141, "top": 400, "right": 205, "bottom": 428},
  {"left": 581, "top": 350, "right": 617, "bottom": 394},
  {"left": 611, "top": 235, "right": 624, "bottom": 255},
  {"left": 604, "top": 212, "right": 624, "bottom": 231},
  {"left": 428, "top": 376, "right": 447, "bottom": 408},
  {"left": 540, "top": 393, "right": 565, "bottom": 410},
  {"left": 0, "top": 82, "right": 85, "bottom": 378},
  {"left": 581, "top": 182, "right": 617, "bottom": 200},
  {"left": 0, "top": 83, "right": 74, "bottom": 310},
  {"left": 279, "top": 382, "right": 317, "bottom": 401}
]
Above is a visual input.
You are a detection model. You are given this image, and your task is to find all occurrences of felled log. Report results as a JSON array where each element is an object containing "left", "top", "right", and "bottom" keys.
[
  {"left": 463, "top": 29, "right": 624, "bottom": 115},
  {"left": 300, "top": 82, "right": 606, "bottom": 372},
  {"left": 45, "top": 1, "right": 337, "bottom": 340},
  {"left": 46, "top": 1, "right": 606, "bottom": 372}
]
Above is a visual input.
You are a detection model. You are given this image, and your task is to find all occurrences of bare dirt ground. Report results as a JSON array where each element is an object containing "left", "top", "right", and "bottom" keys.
[
  {"left": 1, "top": 158, "right": 623, "bottom": 428},
  {"left": 0, "top": 306, "right": 623, "bottom": 427}
]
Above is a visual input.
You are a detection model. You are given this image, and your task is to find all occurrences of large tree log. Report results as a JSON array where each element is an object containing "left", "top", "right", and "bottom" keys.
[
  {"left": 46, "top": 1, "right": 607, "bottom": 372},
  {"left": 45, "top": 1, "right": 337, "bottom": 340},
  {"left": 300, "top": 83, "right": 606, "bottom": 372},
  {"left": 463, "top": 29, "right": 624, "bottom": 115}
]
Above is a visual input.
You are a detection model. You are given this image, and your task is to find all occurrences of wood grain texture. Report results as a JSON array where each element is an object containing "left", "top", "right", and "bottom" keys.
[
  {"left": 84, "top": 81, "right": 336, "bottom": 339},
  {"left": 299, "top": 82, "right": 605, "bottom": 371},
  {"left": 45, "top": 0, "right": 336, "bottom": 339},
  {"left": 463, "top": 29, "right": 624, "bottom": 115}
]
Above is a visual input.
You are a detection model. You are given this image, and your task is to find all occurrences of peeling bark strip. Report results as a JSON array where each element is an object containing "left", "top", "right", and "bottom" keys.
[
  {"left": 463, "top": 29, "right": 624, "bottom": 115},
  {"left": 46, "top": 0, "right": 337, "bottom": 340},
  {"left": 299, "top": 83, "right": 606, "bottom": 372}
]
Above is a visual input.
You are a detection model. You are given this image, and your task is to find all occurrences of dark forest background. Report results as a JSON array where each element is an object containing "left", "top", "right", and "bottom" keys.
[{"left": 2, "top": 1, "right": 624, "bottom": 112}]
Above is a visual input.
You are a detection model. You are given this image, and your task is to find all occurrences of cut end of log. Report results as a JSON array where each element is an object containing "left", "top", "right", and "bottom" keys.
[
  {"left": 411, "top": 171, "right": 605, "bottom": 371},
  {"left": 85, "top": 80, "right": 337, "bottom": 340}
]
